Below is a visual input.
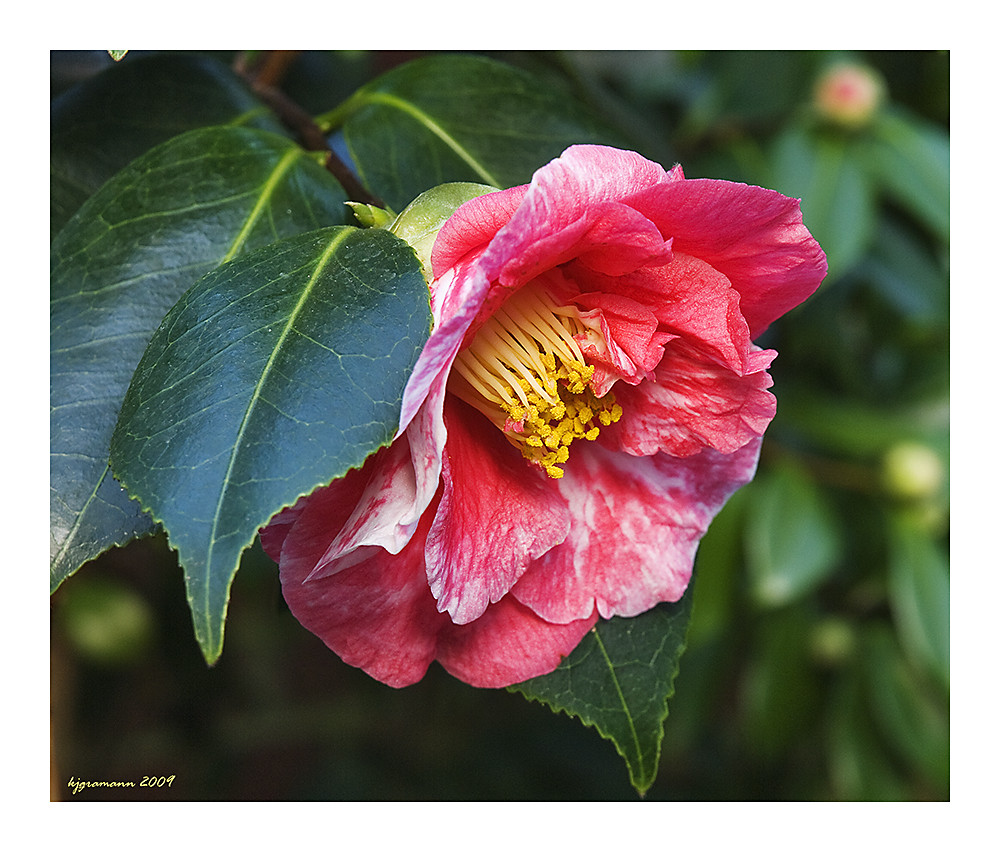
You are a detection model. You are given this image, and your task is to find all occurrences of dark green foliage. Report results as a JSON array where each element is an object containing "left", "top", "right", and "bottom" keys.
[
  {"left": 51, "top": 127, "right": 350, "bottom": 593},
  {"left": 511, "top": 593, "right": 693, "bottom": 795},
  {"left": 109, "top": 227, "right": 429, "bottom": 663}
]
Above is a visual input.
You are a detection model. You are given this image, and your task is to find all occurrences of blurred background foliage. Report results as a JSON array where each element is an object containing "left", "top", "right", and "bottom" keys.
[{"left": 50, "top": 49, "right": 949, "bottom": 801}]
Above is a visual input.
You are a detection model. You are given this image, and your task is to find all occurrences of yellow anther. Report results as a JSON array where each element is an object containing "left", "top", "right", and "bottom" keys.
[{"left": 448, "top": 283, "right": 624, "bottom": 478}]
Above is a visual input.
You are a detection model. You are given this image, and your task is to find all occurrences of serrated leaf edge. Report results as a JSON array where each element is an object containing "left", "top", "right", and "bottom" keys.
[
  {"left": 510, "top": 620, "right": 688, "bottom": 796},
  {"left": 51, "top": 131, "right": 327, "bottom": 594}
]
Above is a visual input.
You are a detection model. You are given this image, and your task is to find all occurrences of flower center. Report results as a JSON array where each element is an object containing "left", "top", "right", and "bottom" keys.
[{"left": 450, "top": 284, "right": 622, "bottom": 479}]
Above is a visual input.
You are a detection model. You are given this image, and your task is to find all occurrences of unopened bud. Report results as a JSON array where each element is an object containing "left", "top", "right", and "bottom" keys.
[
  {"left": 346, "top": 202, "right": 395, "bottom": 229},
  {"left": 389, "top": 182, "right": 498, "bottom": 279},
  {"left": 810, "top": 617, "right": 855, "bottom": 666},
  {"left": 814, "top": 62, "right": 885, "bottom": 128},
  {"left": 882, "top": 441, "right": 944, "bottom": 500}
]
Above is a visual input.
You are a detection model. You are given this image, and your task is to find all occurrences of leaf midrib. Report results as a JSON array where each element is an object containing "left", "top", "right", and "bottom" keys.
[
  {"left": 198, "top": 227, "right": 353, "bottom": 656},
  {"left": 51, "top": 144, "right": 307, "bottom": 586},
  {"left": 361, "top": 92, "right": 501, "bottom": 187},
  {"left": 592, "top": 628, "right": 645, "bottom": 782}
]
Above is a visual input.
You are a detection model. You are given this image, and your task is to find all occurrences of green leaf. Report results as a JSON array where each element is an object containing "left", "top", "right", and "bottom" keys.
[
  {"left": 108, "top": 227, "right": 431, "bottom": 665},
  {"left": 861, "top": 216, "right": 949, "bottom": 325},
  {"left": 860, "top": 624, "right": 949, "bottom": 791},
  {"left": 509, "top": 590, "right": 693, "bottom": 795},
  {"left": 327, "top": 54, "right": 623, "bottom": 211},
  {"left": 864, "top": 108, "right": 949, "bottom": 244},
  {"left": 771, "top": 126, "right": 877, "bottom": 281},
  {"left": 744, "top": 458, "right": 841, "bottom": 607},
  {"left": 50, "top": 126, "right": 348, "bottom": 594},
  {"left": 827, "top": 667, "right": 908, "bottom": 801},
  {"left": 887, "top": 512, "right": 950, "bottom": 689},
  {"left": 51, "top": 52, "right": 284, "bottom": 238},
  {"left": 773, "top": 384, "right": 949, "bottom": 460}
]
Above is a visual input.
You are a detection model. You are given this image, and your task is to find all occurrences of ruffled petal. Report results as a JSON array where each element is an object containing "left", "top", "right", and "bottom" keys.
[
  {"left": 484, "top": 148, "right": 675, "bottom": 289},
  {"left": 512, "top": 439, "right": 763, "bottom": 624},
  {"left": 570, "top": 290, "right": 674, "bottom": 394},
  {"left": 629, "top": 178, "right": 828, "bottom": 338},
  {"left": 609, "top": 338, "right": 776, "bottom": 458},
  {"left": 576, "top": 252, "right": 755, "bottom": 376},
  {"left": 425, "top": 397, "right": 570, "bottom": 624},
  {"left": 436, "top": 594, "right": 597, "bottom": 688},
  {"left": 279, "top": 496, "right": 448, "bottom": 689}
]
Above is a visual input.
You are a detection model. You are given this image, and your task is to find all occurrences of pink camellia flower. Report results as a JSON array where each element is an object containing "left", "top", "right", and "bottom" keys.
[{"left": 260, "top": 145, "right": 827, "bottom": 689}]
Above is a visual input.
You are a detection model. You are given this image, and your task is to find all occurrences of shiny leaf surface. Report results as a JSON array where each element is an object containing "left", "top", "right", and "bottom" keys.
[
  {"left": 50, "top": 127, "right": 348, "bottom": 593},
  {"left": 109, "top": 227, "right": 431, "bottom": 664}
]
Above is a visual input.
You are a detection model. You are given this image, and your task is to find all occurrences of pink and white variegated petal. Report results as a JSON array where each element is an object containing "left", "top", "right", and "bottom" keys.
[
  {"left": 259, "top": 451, "right": 379, "bottom": 567},
  {"left": 279, "top": 491, "right": 450, "bottom": 688},
  {"left": 436, "top": 594, "right": 597, "bottom": 688},
  {"left": 630, "top": 177, "right": 828, "bottom": 338},
  {"left": 609, "top": 338, "right": 776, "bottom": 458},
  {"left": 571, "top": 291, "right": 675, "bottom": 395},
  {"left": 424, "top": 397, "right": 570, "bottom": 625},
  {"left": 398, "top": 256, "right": 490, "bottom": 435},
  {"left": 512, "top": 438, "right": 762, "bottom": 624},
  {"left": 302, "top": 435, "right": 419, "bottom": 579}
]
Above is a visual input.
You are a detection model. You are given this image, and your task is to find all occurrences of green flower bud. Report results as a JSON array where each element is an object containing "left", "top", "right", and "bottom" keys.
[
  {"left": 389, "top": 182, "right": 499, "bottom": 280},
  {"left": 881, "top": 441, "right": 945, "bottom": 501},
  {"left": 57, "top": 578, "right": 155, "bottom": 667},
  {"left": 810, "top": 617, "right": 855, "bottom": 666},
  {"left": 346, "top": 202, "right": 395, "bottom": 229}
]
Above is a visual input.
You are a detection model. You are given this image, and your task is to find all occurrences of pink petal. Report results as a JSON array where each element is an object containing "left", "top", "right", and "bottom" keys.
[
  {"left": 536, "top": 144, "right": 678, "bottom": 207},
  {"left": 483, "top": 147, "right": 675, "bottom": 289},
  {"left": 431, "top": 185, "right": 528, "bottom": 278},
  {"left": 260, "top": 456, "right": 375, "bottom": 566},
  {"left": 398, "top": 258, "right": 489, "bottom": 435},
  {"left": 436, "top": 594, "right": 597, "bottom": 688},
  {"left": 425, "top": 397, "right": 570, "bottom": 624},
  {"left": 279, "top": 496, "right": 449, "bottom": 689},
  {"left": 630, "top": 178, "right": 828, "bottom": 338},
  {"left": 609, "top": 338, "right": 776, "bottom": 458},
  {"left": 571, "top": 290, "right": 674, "bottom": 393},
  {"left": 512, "top": 438, "right": 762, "bottom": 623},
  {"left": 259, "top": 498, "right": 307, "bottom": 564}
]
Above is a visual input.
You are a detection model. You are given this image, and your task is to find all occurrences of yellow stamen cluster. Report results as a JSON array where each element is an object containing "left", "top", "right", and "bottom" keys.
[{"left": 450, "top": 285, "right": 623, "bottom": 478}]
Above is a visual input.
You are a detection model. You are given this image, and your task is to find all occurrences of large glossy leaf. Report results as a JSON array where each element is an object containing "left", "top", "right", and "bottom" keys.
[
  {"left": 51, "top": 52, "right": 284, "bottom": 238},
  {"left": 509, "top": 589, "right": 693, "bottom": 796},
  {"left": 326, "top": 54, "right": 624, "bottom": 211},
  {"left": 109, "top": 227, "right": 431, "bottom": 665},
  {"left": 50, "top": 126, "right": 348, "bottom": 594}
]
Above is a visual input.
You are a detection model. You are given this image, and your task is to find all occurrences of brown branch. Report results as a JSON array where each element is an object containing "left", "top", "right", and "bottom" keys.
[{"left": 235, "top": 52, "right": 385, "bottom": 209}]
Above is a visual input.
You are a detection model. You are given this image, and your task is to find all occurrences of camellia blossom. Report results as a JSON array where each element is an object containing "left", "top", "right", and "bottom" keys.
[{"left": 260, "top": 145, "right": 827, "bottom": 689}]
